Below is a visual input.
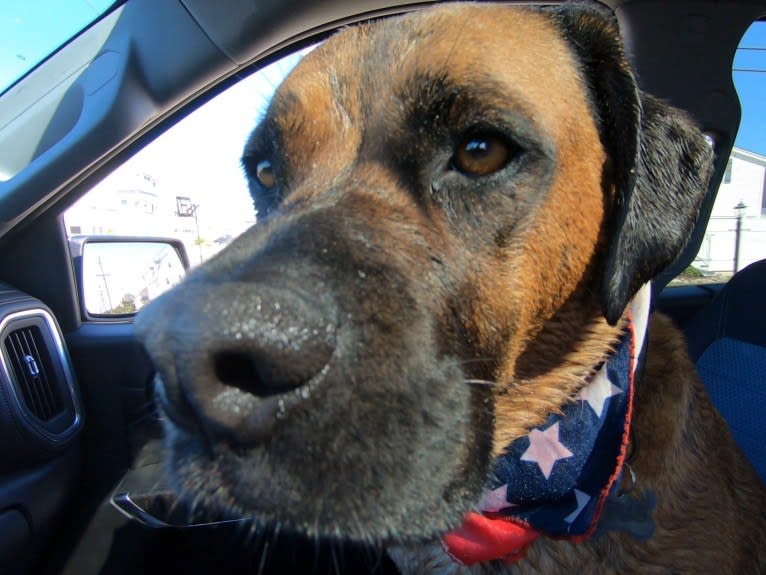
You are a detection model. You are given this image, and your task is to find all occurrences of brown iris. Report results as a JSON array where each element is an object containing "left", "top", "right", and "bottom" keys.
[
  {"left": 452, "top": 133, "right": 512, "bottom": 176},
  {"left": 255, "top": 160, "right": 276, "bottom": 188}
]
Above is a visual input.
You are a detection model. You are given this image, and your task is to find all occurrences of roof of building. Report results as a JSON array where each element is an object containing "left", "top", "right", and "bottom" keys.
[{"left": 732, "top": 146, "right": 766, "bottom": 166}]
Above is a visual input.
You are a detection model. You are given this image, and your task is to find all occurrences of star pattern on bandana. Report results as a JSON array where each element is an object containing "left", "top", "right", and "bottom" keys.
[
  {"left": 520, "top": 422, "right": 574, "bottom": 479},
  {"left": 577, "top": 368, "right": 622, "bottom": 417},
  {"left": 563, "top": 489, "right": 591, "bottom": 524},
  {"left": 479, "top": 484, "right": 517, "bottom": 513}
]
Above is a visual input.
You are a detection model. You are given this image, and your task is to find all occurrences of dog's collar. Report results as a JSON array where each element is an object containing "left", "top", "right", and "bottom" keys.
[{"left": 443, "top": 284, "right": 652, "bottom": 565}]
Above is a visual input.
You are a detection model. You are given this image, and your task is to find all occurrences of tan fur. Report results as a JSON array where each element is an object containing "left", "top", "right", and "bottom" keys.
[{"left": 283, "top": 5, "right": 622, "bottom": 453}]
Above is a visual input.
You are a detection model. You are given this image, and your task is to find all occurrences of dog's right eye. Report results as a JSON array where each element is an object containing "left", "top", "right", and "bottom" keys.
[
  {"left": 451, "top": 133, "right": 514, "bottom": 177},
  {"left": 254, "top": 159, "right": 276, "bottom": 189}
]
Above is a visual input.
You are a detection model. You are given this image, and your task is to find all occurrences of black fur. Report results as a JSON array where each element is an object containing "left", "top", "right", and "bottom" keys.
[{"left": 552, "top": 6, "right": 713, "bottom": 323}]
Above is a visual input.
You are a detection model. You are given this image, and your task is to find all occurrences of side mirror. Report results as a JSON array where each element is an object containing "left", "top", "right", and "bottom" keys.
[{"left": 69, "top": 236, "right": 189, "bottom": 319}]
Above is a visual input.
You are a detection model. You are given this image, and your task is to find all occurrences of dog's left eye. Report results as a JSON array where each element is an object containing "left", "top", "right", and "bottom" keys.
[
  {"left": 452, "top": 133, "right": 514, "bottom": 176},
  {"left": 255, "top": 159, "right": 277, "bottom": 189}
]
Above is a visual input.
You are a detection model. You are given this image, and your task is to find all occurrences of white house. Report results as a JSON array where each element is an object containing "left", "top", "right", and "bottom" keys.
[{"left": 693, "top": 146, "right": 766, "bottom": 273}]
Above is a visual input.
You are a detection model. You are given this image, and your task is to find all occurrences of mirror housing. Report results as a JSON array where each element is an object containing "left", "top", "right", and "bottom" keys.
[{"left": 69, "top": 236, "right": 190, "bottom": 319}]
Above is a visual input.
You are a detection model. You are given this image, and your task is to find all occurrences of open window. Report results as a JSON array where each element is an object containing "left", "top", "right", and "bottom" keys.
[{"left": 671, "top": 20, "right": 766, "bottom": 286}]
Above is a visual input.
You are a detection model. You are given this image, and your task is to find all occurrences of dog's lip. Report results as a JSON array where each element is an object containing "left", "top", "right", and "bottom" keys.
[
  {"left": 154, "top": 374, "right": 188, "bottom": 425},
  {"left": 154, "top": 374, "right": 208, "bottom": 435}
]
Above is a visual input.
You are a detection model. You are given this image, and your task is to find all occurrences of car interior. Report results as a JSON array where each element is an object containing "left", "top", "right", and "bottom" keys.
[{"left": 0, "top": 0, "right": 764, "bottom": 573}]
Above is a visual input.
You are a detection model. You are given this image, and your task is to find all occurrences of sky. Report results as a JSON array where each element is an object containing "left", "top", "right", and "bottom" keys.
[
  {"left": 0, "top": 0, "right": 114, "bottom": 93},
  {"left": 2, "top": 3, "right": 765, "bottom": 148},
  {"left": 0, "top": 0, "right": 304, "bottom": 240},
  {"left": 733, "top": 21, "right": 766, "bottom": 156}
]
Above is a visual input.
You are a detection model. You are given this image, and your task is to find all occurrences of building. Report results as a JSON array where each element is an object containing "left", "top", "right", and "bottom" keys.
[
  {"left": 693, "top": 146, "right": 766, "bottom": 273},
  {"left": 64, "top": 170, "right": 254, "bottom": 264}
]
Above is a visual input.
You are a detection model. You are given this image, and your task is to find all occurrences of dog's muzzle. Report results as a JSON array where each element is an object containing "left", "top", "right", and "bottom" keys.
[{"left": 131, "top": 193, "right": 491, "bottom": 541}]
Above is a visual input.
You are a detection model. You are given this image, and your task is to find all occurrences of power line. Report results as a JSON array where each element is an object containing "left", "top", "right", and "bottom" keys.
[
  {"left": 733, "top": 68, "right": 766, "bottom": 73},
  {"left": 737, "top": 46, "right": 766, "bottom": 51}
]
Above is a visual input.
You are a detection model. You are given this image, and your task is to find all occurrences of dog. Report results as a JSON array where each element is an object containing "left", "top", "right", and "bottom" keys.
[{"left": 134, "top": 3, "right": 766, "bottom": 573}]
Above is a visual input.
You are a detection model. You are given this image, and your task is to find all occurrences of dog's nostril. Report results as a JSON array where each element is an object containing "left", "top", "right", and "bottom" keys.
[
  {"left": 212, "top": 346, "right": 329, "bottom": 398},
  {"left": 214, "top": 351, "right": 264, "bottom": 393}
]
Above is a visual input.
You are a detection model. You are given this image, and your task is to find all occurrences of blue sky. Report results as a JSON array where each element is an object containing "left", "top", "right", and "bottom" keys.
[
  {"left": 0, "top": 0, "right": 113, "bottom": 92},
  {"left": 733, "top": 21, "right": 766, "bottom": 156}
]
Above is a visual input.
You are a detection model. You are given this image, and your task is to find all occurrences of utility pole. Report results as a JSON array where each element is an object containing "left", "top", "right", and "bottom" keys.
[
  {"left": 176, "top": 196, "right": 203, "bottom": 264},
  {"left": 96, "top": 256, "right": 113, "bottom": 311},
  {"left": 192, "top": 204, "right": 202, "bottom": 264}
]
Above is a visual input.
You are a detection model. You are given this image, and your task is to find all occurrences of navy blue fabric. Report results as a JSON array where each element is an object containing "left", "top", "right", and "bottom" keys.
[
  {"left": 696, "top": 337, "right": 766, "bottom": 482},
  {"left": 685, "top": 259, "right": 766, "bottom": 361},
  {"left": 684, "top": 259, "right": 766, "bottom": 482}
]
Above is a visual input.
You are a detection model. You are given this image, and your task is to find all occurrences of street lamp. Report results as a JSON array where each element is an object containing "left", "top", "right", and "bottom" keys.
[{"left": 733, "top": 201, "right": 746, "bottom": 273}]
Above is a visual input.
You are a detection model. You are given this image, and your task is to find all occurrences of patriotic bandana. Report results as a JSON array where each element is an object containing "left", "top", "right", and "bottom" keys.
[{"left": 443, "top": 284, "right": 652, "bottom": 565}]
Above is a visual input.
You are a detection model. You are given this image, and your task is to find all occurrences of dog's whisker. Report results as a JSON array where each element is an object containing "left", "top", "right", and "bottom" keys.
[
  {"left": 311, "top": 498, "right": 326, "bottom": 573},
  {"left": 251, "top": 521, "right": 273, "bottom": 566},
  {"left": 311, "top": 530, "right": 321, "bottom": 575},
  {"left": 330, "top": 539, "right": 342, "bottom": 575},
  {"left": 464, "top": 378, "right": 497, "bottom": 386},
  {"left": 256, "top": 538, "right": 269, "bottom": 575}
]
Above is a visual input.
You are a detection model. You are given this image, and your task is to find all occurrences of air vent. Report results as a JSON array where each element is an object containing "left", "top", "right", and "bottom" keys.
[
  {"left": 4, "top": 325, "right": 64, "bottom": 421},
  {"left": 0, "top": 306, "right": 81, "bottom": 445}
]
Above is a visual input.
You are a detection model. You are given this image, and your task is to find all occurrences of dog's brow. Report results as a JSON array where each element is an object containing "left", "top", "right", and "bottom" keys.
[
  {"left": 242, "top": 120, "right": 277, "bottom": 171},
  {"left": 397, "top": 72, "right": 547, "bottom": 151},
  {"left": 400, "top": 72, "right": 473, "bottom": 113}
]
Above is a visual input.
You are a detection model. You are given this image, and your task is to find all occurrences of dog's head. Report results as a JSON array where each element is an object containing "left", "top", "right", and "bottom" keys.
[{"left": 135, "top": 4, "right": 712, "bottom": 545}]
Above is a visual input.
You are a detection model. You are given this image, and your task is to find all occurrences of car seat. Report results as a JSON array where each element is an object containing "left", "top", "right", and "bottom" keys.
[{"left": 683, "top": 259, "right": 766, "bottom": 482}]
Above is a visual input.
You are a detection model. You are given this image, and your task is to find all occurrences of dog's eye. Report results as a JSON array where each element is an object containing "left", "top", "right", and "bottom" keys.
[
  {"left": 255, "top": 159, "right": 277, "bottom": 189},
  {"left": 452, "top": 133, "right": 513, "bottom": 176}
]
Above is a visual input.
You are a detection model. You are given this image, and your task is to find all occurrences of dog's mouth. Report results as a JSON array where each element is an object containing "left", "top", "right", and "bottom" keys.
[{"left": 151, "top": 359, "right": 490, "bottom": 544}]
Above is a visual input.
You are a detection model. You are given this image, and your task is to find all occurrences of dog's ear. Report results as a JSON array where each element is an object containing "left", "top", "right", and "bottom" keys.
[{"left": 551, "top": 6, "right": 714, "bottom": 324}]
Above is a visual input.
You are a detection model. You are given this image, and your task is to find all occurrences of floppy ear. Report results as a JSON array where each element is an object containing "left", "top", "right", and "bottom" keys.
[
  {"left": 602, "top": 94, "right": 714, "bottom": 323},
  {"left": 552, "top": 6, "right": 714, "bottom": 324}
]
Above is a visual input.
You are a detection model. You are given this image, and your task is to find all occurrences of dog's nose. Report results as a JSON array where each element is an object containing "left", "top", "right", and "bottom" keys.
[{"left": 134, "top": 282, "right": 336, "bottom": 444}]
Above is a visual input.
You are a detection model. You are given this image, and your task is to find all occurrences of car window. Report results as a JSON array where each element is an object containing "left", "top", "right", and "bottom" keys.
[
  {"left": 64, "top": 49, "right": 308, "bottom": 267},
  {"left": 672, "top": 20, "right": 766, "bottom": 286},
  {"left": 0, "top": 0, "right": 115, "bottom": 95}
]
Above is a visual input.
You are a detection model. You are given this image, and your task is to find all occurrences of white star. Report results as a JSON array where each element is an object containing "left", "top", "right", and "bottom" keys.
[
  {"left": 563, "top": 489, "right": 591, "bottom": 524},
  {"left": 479, "top": 484, "right": 517, "bottom": 513},
  {"left": 577, "top": 368, "right": 622, "bottom": 417},
  {"left": 520, "top": 422, "right": 574, "bottom": 480}
]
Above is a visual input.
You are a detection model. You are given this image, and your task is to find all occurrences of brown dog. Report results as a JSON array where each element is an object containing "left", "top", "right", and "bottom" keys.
[{"left": 135, "top": 3, "right": 766, "bottom": 573}]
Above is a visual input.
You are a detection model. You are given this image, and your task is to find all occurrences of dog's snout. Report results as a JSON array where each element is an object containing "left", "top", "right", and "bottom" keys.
[{"left": 135, "top": 282, "right": 336, "bottom": 444}]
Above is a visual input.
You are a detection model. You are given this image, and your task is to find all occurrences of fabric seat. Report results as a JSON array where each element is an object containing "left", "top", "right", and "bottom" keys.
[{"left": 683, "top": 259, "right": 766, "bottom": 482}]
